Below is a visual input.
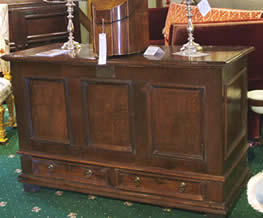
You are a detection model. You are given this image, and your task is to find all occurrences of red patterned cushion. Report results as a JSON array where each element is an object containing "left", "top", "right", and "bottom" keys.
[{"left": 163, "top": 3, "right": 263, "bottom": 43}]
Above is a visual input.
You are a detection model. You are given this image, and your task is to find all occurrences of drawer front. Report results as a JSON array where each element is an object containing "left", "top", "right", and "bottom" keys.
[
  {"left": 32, "top": 159, "right": 68, "bottom": 179},
  {"left": 69, "top": 165, "right": 108, "bottom": 187},
  {"left": 32, "top": 158, "right": 108, "bottom": 187},
  {"left": 116, "top": 170, "right": 205, "bottom": 201}
]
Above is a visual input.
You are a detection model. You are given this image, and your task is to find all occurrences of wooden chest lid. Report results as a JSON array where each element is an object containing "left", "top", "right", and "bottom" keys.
[{"left": 92, "top": 0, "right": 142, "bottom": 23}]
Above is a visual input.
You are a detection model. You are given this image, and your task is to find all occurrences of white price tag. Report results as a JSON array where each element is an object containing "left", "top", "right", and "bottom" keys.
[
  {"left": 144, "top": 46, "right": 165, "bottom": 56},
  {"left": 98, "top": 33, "right": 107, "bottom": 65},
  {"left": 197, "top": 0, "right": 211, "bottom": 17}
]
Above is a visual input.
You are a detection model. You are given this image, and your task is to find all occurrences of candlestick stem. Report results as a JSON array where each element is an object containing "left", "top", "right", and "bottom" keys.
[{"left": 61, "top": 0, "right": 80, "bottom": 50}]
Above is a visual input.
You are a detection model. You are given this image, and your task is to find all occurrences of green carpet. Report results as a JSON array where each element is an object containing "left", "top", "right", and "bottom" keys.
[{"left": 1, "top": 128, "right": 263, "bottom": 218}]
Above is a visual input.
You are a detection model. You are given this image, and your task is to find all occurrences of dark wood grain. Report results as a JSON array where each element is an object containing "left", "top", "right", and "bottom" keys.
[
  {"left": 92, "top": 0, "right": 149, "bottom": 56},
  {"left": 28, "top": 79, "right": 69, "bottom": 144},
  {"left": 3, "top": 44, "right": 253, "bottom": 217}
]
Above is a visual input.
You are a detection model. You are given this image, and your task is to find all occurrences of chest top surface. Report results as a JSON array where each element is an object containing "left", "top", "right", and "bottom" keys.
[{"left": 3, "top": 43, "right": 254, "bottom": 68}]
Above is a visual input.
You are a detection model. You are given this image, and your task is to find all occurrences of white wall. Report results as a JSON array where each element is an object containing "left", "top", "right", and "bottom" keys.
[
  {"left": 79, "top": 1, "right": 89, "bottom": 44},
  {"left": 148, "top": 0, "right": 156, "bottom": 8},
  {"left": 207, "top": 0, "right": 263, "bottom": 9},
  {"left": 232, "top": 0, "right": 263, "bottom": 9}
]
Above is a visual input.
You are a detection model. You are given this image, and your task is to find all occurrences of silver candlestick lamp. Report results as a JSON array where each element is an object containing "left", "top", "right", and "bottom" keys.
[
  {"left": 174, "top": 0, "right": 208, "bottom": 57},
  {"left": 180, "top": 0, "right": 202, "bottom": 54},
  {"left": 43, "top": 0, "right": 80, "bottom": 50},
  {"left": 61, "top": 0, "right": 80, "bottom": 50}
]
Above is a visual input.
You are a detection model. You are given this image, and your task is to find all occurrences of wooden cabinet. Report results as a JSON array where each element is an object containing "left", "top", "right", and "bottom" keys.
[
  {"left": 3, "top": 44, "right": 254, "bottom": 217},
  {"left": 0, "top": 0, "right": 80, "bottom": 51}
]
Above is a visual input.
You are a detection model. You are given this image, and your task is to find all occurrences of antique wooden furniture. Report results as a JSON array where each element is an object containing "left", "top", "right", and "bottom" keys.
[
  {"left": 0, "top": 3, "right": 17, "bottom": 143},
  {"left": 0, "top": 55, "right": 17, "bottom": 143},
  {"left": 0, "top": 75, "right": 16, "bottom": 143},
  {"left": 0, "top": 0, "right": 80, "bottom": 52},
  {"left": 92, "top": 0, "right": 149, "bottom": 56},
  {"left": 3, "top": 44, "right": 254, "bottom": 218}
]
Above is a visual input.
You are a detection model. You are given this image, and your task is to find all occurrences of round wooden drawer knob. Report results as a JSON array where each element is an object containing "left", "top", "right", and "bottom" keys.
[
  {"left": 85, "top": 169, "right": 93, "bottom": 178},
  {"left": 178, "top": 182, "right": 187, "bottom": 193},
  {"left": 48, "top": 164, "right": 54, "bottom": 169},
  {"left": 134, "top": 176, "right": 141, "bottom": 186}
]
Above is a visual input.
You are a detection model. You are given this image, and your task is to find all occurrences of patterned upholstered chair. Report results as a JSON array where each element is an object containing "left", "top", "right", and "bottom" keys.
[{"left": 0, "top": 4, "right": 17, "bottom": 143}]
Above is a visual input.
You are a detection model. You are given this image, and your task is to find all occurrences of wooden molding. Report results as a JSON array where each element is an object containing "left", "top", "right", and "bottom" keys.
[{"left": 79, "top": 8, "right": 92, "bottom": 33}]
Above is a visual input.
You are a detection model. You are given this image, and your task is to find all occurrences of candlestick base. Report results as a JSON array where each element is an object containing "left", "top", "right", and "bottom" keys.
[
  {"left": 173, "top": 50, "right": 209, "bottom": 57},
  {"left": 178, "top": 41, "right": 204, "bottom": 56},
  {"left": 177, "top": 0, "right": 205, "bottom": 57},
  {"left": 61, "top": 40, "right": 80, "bottom": 50},
  {"left": 180, "top": 41, "right": 202, "bottom": 52}
]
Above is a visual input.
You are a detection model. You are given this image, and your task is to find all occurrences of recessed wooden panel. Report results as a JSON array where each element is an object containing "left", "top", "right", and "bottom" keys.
[
  {"left": 82, "top": 80, "right": 134, "bottom": 152},
  {"left": 25, "top": 13, "right": 67, "bottom": 36},
  {"left": 224, "top": 69, "right": 247, "bottom": 158},
  {"left": 151, "top": 85, "right": 205, "bottom": 160},
  {"left": 27, "top": 78, "right": 70, "bottom": 144}
]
